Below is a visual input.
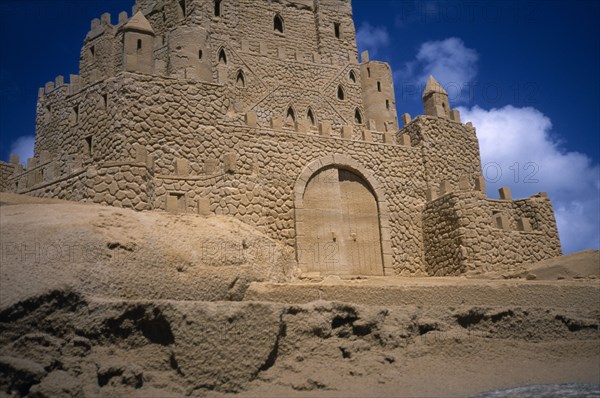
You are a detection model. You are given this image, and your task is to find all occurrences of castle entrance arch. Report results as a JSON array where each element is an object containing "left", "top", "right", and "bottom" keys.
[{"left": 295, "top": 158, "right": 386, "bottom": 276}]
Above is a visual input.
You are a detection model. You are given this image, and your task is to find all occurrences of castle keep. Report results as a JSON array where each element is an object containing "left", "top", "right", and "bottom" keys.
[{"left": 0, "top": 0, "right": 562, "bottom": 276}]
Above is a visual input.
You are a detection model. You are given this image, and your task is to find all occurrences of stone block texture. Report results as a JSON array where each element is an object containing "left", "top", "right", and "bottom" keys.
[{"left": 2, "top": 0, "right": 562, "bottom": 277}]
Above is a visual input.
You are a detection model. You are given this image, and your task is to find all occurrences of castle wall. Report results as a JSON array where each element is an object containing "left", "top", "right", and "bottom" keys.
[
  {"left": 150, "top": 123, "right": 428, "bottom": 275},
  {"left": 34, "top": 78, "right": 126, "bottom": 178},
  {"left": 0, "top": 161, "right": 15, "bottom": 192},
  {"left": 12, "top": 161, "right": 154, "bottom": 211},
  {"left": 423, "top": 191, "right": 562, "bottom": 275},
  {"left": 401, "top": 116, "right": 482, "bottom": 191}
]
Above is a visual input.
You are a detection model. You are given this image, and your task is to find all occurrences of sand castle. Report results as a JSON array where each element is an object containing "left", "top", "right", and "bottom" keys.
[{"left": 0, "top": 0, "right": 562, "bottom": 276}]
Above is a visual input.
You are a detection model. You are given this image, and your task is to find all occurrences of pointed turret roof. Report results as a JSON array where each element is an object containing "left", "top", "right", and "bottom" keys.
[
  {"left": 422, "top": 75, "right": 447, "bottom": 98},
  {"left": 123, "top": 11, "right": 155, "bottom": 35}
]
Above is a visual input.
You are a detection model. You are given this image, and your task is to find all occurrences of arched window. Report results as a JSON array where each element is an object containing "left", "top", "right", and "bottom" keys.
[
  {"left": 286, "top": 107, "right": 296, "bottom": 124},
  {"left": 349, "top": 70, "right": 357, "bottom": 83},
  {"left": 307, "top": 108, "right": 316, "bottom": 127},
  {"left": 214, "top": 0, "right": 222, "bottom": 17},
  {"left": 218, "top": 48, "right": 227, "bottom": 64},
  {"left": 235, "top": 70, "right": 245, "bottom": 87},
  {"left": 274, "top": 14, "right": 284, "bottom": 33},
  {"left": 337, "top": 85, "right": 345, "bottom": 100},
  {"left": 354, "top": 108, "right": 363, "bottom": 124}
]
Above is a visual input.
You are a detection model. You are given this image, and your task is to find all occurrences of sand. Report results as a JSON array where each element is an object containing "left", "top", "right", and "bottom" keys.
[{"left": 0, "top": 193, "right": 598, "bottom": 397}]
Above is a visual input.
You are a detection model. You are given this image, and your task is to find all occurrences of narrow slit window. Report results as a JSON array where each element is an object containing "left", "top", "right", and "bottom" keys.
[
  {"left": 198, "top": 49, "right": 203, "bottom": 60},
  {"left": 89, "top": 46, "right": 95, "bottom": 60},
  {"left": 367, "top": 67, "right": 371, "bottom": 78},
  {"left": 377, "top": 81, "right": 381, "bottom": 92},
  {"left": 218, "top": 48, "right": 227, "bottom": 64},
  {"left": 73, "top": 106, "right": 79, "bottom": 123},
  {"left": 179, "top": 0, "right": 186, "bottom": 17},
  {"left": 337, "top": 85, "right": 345, "bottom": 100},
  {"left": 85, "top": 136, "right": 93, "bottom": 157},
  {"left": 386, "top": 99, "right": 390, "bottom": 110},
  {"left": 235, "top": 70, "right": 245, "bottom": 87},
  {"left": 354, "top": 109, "right": 363, "bottom": 124},
  {"left": 334, "top": 22, "right": 341, "bottom": 39},
  {"left": 137, "top": 39, "right": 142, "bottom": 51},
  {"left": 274, "top": 14, "right": 284, "bottom": 33},
  {"left": 307, "top": 109, "right": 316, "bottom": 126},
  {"left": 215, "top": 0, "right": 222, "bottom": 17},
  {"left": 102, "top": 93, "right": 108, "bottom": 109},
  {"left": 45, "top": 104, "right": 52, "bottom": 123}
]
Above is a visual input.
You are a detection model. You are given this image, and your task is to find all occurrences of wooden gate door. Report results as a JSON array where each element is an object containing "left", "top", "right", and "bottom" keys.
[{"left": 298, "top": 166, "right": 383, "bottom": 276}]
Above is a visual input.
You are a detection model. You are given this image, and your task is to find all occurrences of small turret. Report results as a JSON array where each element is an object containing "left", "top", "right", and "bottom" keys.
[
  {"left": 122, "top": 11, "right": 155, "bottom": 74},
  {"left": 422, "top": 75, "right": 451, "bottom": 119}
]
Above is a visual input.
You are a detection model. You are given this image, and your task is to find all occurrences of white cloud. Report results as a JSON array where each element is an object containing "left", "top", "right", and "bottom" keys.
[
  {"left": 459, "top": 105, "right": 600, "bottom": 253},
  {"left": 9, "top": 135, "right": 35, "bottom": 166},
  {"left": 356, "top": 22, "right": 390, "bottom": 58},
  {"left": 403, "top": 36, "right": 599, "bottom": 253},
  {"left": 401, "top": 37, "right": 478, "bottom": 103}
]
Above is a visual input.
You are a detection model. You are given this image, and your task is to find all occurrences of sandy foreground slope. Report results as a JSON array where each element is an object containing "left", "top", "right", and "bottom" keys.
[{"left": 0, "top": 193, "right": 598, "bottom": 397}]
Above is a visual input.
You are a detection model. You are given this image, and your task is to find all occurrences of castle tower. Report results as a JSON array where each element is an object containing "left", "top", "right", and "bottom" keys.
[
  {"left": 313, "top": 0, "right": 359, "bottom": 64},
  {"left": 360, "top": 51, "right": 398, "bottom": 132},
  {"left": 422, "top": 75, "right": 450, "bottom": 118},
  {"left": 122, "top": 11, "right": 155, "bottom": 74}
]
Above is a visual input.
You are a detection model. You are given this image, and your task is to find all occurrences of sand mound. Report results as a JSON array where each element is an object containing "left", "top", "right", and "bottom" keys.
[
  {"left": 523, "top": 250, "right": 599, "bottom": 280},
  {"left": 466, "top": 250, "right": 599, "bottom": 281},
  {"left": 0, "top": 193, "right": 296, "bottom": 307}
]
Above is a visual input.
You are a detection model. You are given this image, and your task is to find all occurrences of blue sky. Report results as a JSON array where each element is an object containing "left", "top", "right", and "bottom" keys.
[{"left": 0, "top": 0, "right": 598, "bottom": 253}]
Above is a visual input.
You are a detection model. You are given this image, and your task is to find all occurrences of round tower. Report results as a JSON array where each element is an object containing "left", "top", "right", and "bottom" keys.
[{"left": 359, "top": 51, "right": 398, "bottom": 132}]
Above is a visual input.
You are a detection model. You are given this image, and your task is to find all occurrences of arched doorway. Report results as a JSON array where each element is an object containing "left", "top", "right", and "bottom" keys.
[{"left": 296, "top": 165, "right": 384, "bottom": 276}]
